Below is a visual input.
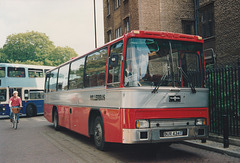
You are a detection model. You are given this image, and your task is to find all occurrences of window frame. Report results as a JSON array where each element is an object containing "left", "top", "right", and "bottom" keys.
[
  {"left": 199, "top": 3, "right": 215, "bottom": 38},
  {"left": 114, "top": 0, "right": 121, "bottom": 10},
  {"left": 0, "top": 67, "right": 5, "bottom": 78},
  {"left": 107, "top": 40, "right": 124, "bottom": 88},
  {"left": 84, "top": 46, "right": 108, "bottom": 88},
  {"left": 48, "top": 69, "right": 58, "bottom": 92},
  {"left": 7, "top": 67, "right": 25, "bottom": 78},
  {"left": 57, "top": 64, "right": 70, "bottom": 91},
  {"left": 28, "top": 68, "right": 44, "bottom": 78},
  {"left": 69, "top": 57, "right": 86, "bottom": 90}
]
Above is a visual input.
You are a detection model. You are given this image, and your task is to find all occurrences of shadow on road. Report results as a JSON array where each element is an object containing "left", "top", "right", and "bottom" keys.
[{"left": 46, "top": 125, "right": 202, "bottom": 162}]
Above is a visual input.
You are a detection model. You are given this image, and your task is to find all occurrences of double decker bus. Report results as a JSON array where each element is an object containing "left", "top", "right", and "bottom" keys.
[
  {"left": 0, "top": 63, "right": 54, "bottom": 118},
  {"left": 44, "top": 30, "right": 209, "bottom": 150}
]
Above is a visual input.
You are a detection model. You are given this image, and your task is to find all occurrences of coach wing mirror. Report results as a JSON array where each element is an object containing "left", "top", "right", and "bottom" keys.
[{"left": 109, "top": 54, "right": 119, "bottom": 68}]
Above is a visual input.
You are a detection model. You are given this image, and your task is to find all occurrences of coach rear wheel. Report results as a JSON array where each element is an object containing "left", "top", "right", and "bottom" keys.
[
  {"left": 93, "top": 116, "right": 106, "bottom": 150},
  {"left": 53, "top": 109, "right": 60, "bottom": 130},
  {"left": 26, "top": 104, "right": 37, "bottom": 117}
]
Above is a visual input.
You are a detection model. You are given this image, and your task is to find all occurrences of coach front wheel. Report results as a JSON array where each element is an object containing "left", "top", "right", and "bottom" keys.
[{"left": 93, "top": 116, "right": 106, "bottom": 150}]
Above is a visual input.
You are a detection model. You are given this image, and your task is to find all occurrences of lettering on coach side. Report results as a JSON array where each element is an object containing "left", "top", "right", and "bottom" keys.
[{"left": 90, "top": 94, "right": 105, "bottom": 101}]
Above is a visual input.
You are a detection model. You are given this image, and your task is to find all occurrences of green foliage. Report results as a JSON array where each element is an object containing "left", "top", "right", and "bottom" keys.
[
  {"left": 1, "top": 31, "right": 78, "bottom": 66},
  {"left": 0, "top": 48, "right": 7, "bottom": 63},
  {"left": 49, "top": 46, "right": 78, "bottom": 66}
]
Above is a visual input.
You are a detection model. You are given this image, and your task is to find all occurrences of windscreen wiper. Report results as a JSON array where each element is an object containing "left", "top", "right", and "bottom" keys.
[
  {"left": 178, "top": 67, "right": 196, "bottom": 93},
  {"left": 152, "top": 74, "right": 167, "bottom": 93}
]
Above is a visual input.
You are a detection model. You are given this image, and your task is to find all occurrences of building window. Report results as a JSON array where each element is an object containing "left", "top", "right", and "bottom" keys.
[
  {"left": 115, "top": 27, "right": 122, "bottom": 39},
  {"left": 182, "top": 20, "right": 195, "bottom": 35},
  {"left": 114, "top": 0, "right": 121, "bottom": 10},
  {"left": 124, "top": 17, "right": 130, "bottom": 32},
  {"left": 107, "top": 0, "right": 110, "bottom": 16},
  {"left": 199, "top": 4, "right": 214, "bottom": 38},
  {"left": 107, "top": 30, "right": 112, "bottom": 42}
]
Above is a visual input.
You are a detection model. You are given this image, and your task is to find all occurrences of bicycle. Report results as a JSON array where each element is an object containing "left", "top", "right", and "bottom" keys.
[{"left": 11, "top": 107, "right": 21, "bottom": 130}]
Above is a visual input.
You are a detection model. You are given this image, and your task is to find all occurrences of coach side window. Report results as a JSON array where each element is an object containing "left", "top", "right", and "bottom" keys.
[
  {"left": 85, "top": 47, "right": 108, "bottom": 87},
  {"left": 107, "top": 41, "right": 123, "bottom": 88},
  {"left": 49, "top": 69, "right": 58, "bottom": 92},
  {"left": 57, "top": 64, "right": 70, "bottom": 91},
  {"left": 69, "top": 57, "right": 85, "bottom": 89},
  {"left": 45, "top": 73, "right": 50, "bottom": 92}
]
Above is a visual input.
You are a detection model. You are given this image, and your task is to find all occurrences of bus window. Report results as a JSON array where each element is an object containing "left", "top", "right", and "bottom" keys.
[
  {"left": 29, "top": 90, "right": 44, "bottom": 99},
  {"left": 49, "top": 69, "right": 58, "bottom": 92},
  {"left": 8, "top": 67, "right": 25, "bottom": 77},
  {"left": 107, "top": 41, "right": 123, "bottom": 88},
  {"left": 9, "top": 88, "right": 22, "bottom": 99},
  {"left": 0, "top": 89, "right": 6, "bottom": 102},
  {"left": 28, "top": 68, "right": 43, "bottom": 78},
  {"left": 24, "top": 90, "right": 29, "bottom": 100},
  {"left": 0, "top": 67, "right": 5, "bottom": 78},
  {"left": 85, "top": 47, "right": 108, "bottom": 87},
  {"left": 69, "top": 57, "right": 85, "bottom": 89},
  {"left": 57, "top": 64, "right": 70, "bottom": 91}
]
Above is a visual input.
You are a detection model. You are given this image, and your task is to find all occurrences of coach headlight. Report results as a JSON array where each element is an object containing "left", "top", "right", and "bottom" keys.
[
  {"left": 195, "top": 118, "right": 207, "bottom": 126},
  {"left": 136, "top": 120, "right": 150, "bottom": 129}
]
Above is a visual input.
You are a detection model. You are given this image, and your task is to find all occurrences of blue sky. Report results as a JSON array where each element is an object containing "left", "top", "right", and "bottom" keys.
[{"left": 0, "top": 0, "right": 104, "bottom": 56}]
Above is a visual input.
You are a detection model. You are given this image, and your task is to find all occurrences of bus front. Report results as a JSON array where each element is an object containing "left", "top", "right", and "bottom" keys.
[{"left": 121, "top": 31, "right": 208, "bottom": 144}]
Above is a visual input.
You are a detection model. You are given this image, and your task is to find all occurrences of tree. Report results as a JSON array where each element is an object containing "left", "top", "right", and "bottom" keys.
[
  {"left": 2, "top": 31, "right": 78, "bottom": 66},
  {"left": 47, "top": 46, "right": 78, "bottom": 66},
  {"left": 3, "top": 31, "right": 54, "bottom": 64},
  {"left": 0, "top": 48, "right": 7, "bottom": 63}
]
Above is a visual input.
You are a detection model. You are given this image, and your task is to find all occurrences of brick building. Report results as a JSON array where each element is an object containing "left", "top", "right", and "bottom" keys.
[{"left": 103, "top": 0, "right": 240, "bottom": 66}]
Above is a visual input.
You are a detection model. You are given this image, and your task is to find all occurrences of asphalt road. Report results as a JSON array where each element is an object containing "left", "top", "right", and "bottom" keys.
[{"left": 0, "top": 116, "right": 240, "bottom": 163}]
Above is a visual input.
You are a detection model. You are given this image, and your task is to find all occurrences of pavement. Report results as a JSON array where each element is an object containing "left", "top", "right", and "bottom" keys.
[{"left": 183, "top": 134, "right": 240, "bottom": 158}]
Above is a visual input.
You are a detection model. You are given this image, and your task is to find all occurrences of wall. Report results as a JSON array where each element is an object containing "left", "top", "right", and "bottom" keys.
[{"left": 214, "top": 0, "right": 240, "bottom": 65}]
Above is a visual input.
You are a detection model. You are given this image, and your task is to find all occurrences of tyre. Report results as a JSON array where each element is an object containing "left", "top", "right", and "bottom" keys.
[
  {"left": 14, "top": 120, "right": 18, "bottom": 130},
  {"left": 13, "top": 114, "right": 17, "bottom": 129},
  {"left": 12, "top": 119, "right": 14, "bottom": 128},
  {"left": 93, "top": 116, "right": 106, "bottom": 150},
  {"left": 26, "top": 104, "right": 36, "bottom": 117},
  {"left": 53, "top": 109, "right": 60, "bottom": 131}
]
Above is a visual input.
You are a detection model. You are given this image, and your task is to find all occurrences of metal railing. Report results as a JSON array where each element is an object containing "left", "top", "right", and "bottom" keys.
[{"left": 206, "top": 60, "right": 240, "bottom": 137}]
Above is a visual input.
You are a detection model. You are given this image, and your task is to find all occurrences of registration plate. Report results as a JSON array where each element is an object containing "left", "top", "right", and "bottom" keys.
[{"left": 163, "top": 130, "right": 183, "bottom": 137}]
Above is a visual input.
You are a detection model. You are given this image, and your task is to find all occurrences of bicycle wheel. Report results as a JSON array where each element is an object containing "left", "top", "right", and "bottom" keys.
[{"left": 13, "top": 114, "right": 18, "bottom": 129}]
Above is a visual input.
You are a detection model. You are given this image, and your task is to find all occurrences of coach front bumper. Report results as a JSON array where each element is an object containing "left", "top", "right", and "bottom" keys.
[{"left": 122, "top": 125, "right": 208, "bottom": 144}]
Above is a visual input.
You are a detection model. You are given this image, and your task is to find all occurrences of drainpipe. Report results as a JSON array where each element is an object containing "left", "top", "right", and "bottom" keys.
[{"left": 194, "top": 0, "right": 199, "bottom": 35}]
